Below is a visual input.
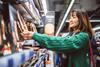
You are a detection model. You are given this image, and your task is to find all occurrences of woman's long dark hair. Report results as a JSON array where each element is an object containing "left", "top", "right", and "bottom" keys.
[{"left": 68, "top": 9, "right": 94, "bottom": 38}]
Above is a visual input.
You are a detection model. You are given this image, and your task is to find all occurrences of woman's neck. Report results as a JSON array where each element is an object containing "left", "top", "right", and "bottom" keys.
[{"left": 73, "top": 29, "right": 80, "bottom": 33}]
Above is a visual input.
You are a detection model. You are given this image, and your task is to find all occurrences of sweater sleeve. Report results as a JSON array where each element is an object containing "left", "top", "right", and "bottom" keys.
[{"left": 32, "top": 32, "right": 89, "bottom": 53}]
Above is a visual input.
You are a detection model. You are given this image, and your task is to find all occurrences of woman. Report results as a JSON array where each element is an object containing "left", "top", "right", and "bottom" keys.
[{"left": 22, "top": 9, "right": 94, "bottom": 67}]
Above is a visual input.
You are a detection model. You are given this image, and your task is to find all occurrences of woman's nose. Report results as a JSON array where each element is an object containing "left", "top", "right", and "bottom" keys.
[{"left": 69, "top": 18, "right": 73, "bottom": 22}]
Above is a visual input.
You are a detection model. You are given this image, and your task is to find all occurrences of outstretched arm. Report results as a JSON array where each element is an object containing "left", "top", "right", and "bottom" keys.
[{"left": 32, "top": 32, "right": 89, "bottom": 53}]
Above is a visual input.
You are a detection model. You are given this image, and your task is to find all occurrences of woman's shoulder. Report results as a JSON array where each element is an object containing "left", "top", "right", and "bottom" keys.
[
  {"left": 77, "top": 32, "right": 89, "bottom": 38},
  {"left": 79, "top": 32, "right": 88, "bottom": 35}
]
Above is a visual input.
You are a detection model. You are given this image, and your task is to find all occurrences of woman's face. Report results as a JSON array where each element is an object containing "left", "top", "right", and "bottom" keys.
[{"left": 69, "top": 12, "right": 79, "bottom": 29}]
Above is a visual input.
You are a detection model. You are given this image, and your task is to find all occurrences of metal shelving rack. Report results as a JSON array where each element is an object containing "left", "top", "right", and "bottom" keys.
[{"left": 0, "top": 0, "right": 47, "bottom": 67}]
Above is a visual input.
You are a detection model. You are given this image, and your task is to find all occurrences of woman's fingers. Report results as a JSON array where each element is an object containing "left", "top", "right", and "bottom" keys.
[
  {"left": 22, "top": 30, "right": 29, "bottom": 35},
  {"left": 20, "top": 30, "right": 29, "bottom": 39},
  {"left": 21, "top": 31, "right": 34, "bottom": 39}
]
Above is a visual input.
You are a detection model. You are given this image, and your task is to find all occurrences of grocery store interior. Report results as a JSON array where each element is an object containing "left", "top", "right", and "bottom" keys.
[{"left": 0, "top": 0, "right": 100, "bottom": 67}]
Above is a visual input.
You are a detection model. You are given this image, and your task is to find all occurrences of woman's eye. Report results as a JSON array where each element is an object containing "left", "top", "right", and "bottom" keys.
[{"left": 73, "top": 16, "right": 76, "bottom": 18}]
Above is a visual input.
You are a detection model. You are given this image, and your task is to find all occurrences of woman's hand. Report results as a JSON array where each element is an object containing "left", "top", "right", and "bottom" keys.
[{"left": 21, "top": 30, "right": 34, "bottom": 39}]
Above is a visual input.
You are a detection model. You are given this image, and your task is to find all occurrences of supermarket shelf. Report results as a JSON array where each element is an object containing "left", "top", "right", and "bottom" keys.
[{"left": 0, "top": 50, "right": 34, "bottom": 67}]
